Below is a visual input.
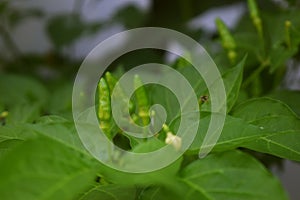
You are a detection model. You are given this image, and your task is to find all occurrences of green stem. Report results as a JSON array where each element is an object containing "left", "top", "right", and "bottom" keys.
[{"left": 243, "top": 62, "right": 268, "bottom": 88}]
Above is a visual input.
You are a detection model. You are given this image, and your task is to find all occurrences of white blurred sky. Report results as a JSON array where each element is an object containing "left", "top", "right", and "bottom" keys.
[{"left": 8, "top": 0, "right": 245, "bottom": 58}]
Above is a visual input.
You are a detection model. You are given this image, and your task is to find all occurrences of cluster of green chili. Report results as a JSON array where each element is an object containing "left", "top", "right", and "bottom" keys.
[
  {"left": 98, "top": 72, "right": 183, "bottom": 151},
  {"left": 215, "top": 0, "right": 265, "bottom": 63},
  {"left": 97, "top": 72, "right": 151, "bottom": 139},
  {"left": 247, "top": 0, "right": 295, "bottom": 50}
]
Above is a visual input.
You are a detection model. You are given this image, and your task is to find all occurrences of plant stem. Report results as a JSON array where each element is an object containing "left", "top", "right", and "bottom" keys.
[{"left": 243, "top": 61, "right": 268, "bottom": 88}]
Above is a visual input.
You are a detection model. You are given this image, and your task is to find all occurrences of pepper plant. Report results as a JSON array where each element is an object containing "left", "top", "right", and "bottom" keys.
[{"left": 0, "top": 0, "right": 300, "bottom": 199}]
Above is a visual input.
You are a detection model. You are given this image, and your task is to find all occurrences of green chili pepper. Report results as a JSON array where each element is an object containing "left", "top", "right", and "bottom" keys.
[
  {"left": 105, "top": 72, "right": 135, "bottom": 114},
  {"left": 285, "top": 20, "right": 292, "bottom": 49},
  {"left": 105, "top": 72, "right": 117, "bottom": 92},
  {"left": 247, "top": 0, "right": 263, "bottom": 37},
  {"left": 215, "top": 18, "right": 236, "bottom": 50},
  {"left": 98, "top": 78, "right": 112, "bottom": 138},
  {"left": 134, "top": 74, "right": 150, "bottom": 126},
  {"left": 215, "top": 18, "right": 237, "bottom": 63}
]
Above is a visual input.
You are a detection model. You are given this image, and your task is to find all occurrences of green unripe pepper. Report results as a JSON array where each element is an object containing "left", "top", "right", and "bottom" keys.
[
  {"left": 134, "top": 74, "right": 150, "bottom": 126},
  {"left": 215, "top": 18, "right": 237, "bottom": 63},
  {"left": 247, "top": 0, "right": 263, "bottom": 37},
  {"left": 285, "top": 20, "right": 292, "bottom": 49},
  {"left": 105, "top": 72, "right": 135, "bottom": 114},
  {"left": 105, "top": 72, "right": 117, "bottom": 92},
  {"left": 98, "top": 78, "right": 112, "bottom": 138}
]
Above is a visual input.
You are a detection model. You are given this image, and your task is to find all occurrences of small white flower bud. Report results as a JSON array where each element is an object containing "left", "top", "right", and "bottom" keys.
[{"left": 165, "top": 132, "right": 182, "bottom": 151}]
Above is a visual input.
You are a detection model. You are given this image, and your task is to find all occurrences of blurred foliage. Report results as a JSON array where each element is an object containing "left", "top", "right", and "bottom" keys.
[
  {"left": 1, "top": 0, "right": 299, "bottom": 80},
  {"left": 46, "top": 13, "right": 102, "bottom": 48}
]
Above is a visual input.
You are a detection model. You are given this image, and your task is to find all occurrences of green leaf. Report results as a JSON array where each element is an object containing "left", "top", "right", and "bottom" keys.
[
  {"left": 0, "top": 124, "right": 35, "bottom": 157},
  {"left": 232, "top": 97, "right": 299, "bottom": 121},
  {"left": 177, "top": 64, "right": 205, "bottom": 97},
  {"left": 201, "top": 56, "right": 246, "bottom": 112},
  {"left": 232, "top": 97, "right": 300, "bottom": 161},
  {"left": 79, "top": 185, "right": 136, "bottom": 200},
  {"left": 89, "top": 161, "right": 181, "bottom": 188},
  {"left": 5, "top": 103, "right": 41, "bottom": 125},
  {"left": 48, "top": 83, "right": 73, "bottom": 119},
  {"left": 31, "top": 115, "right": 86, "bottom": 151},
  {"left": 0, "top": 138, "right": 21, "bottom": 157},
  {"left": 0, "top": 75, "right": 45, "bottom": 125},
  {"left": 0, "top": 115, "right": 86, "bottom": 154},
  {"left": 96, "top": 140, "right": 182, "bottom": 186},
  {"left": 0, "top": 136, "right": 99, "bottom": 200},
  {"left": 181, "top": 113, "right": 266, "bottom": 153},
  {"left": 138, "top": 185, "right": 185, "bottom": 200},
  {"left": 141, "top": 151, "right": 287, "bottom": 200},
  {"left": 268, "top": 89, "right": 300, "bottom": 116},
  {"left": 151, "top": 57, "right": 245, "bottom": 124},
  {"left": 179, "top": 150, "right": 288, "bottom": 200},
  {"left": 223, "top": 57, "right": 246, "bottom": 111},
  {"left": 149, "top": 84, "right": 180, "bottom": 124},
  {"left": 0, "top": 74, "right": 48, "bottom": 107},
  {"left": 132, "top": 138, "right": 165, "bottom": 153}
]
